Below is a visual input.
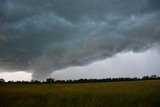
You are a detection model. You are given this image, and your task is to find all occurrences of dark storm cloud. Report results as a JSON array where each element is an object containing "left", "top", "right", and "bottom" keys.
[
  {"left": 149, "top": 0, "right": 160, "bottom": 9},
  {"left": 0, "top": 0, "right": 160, "bottom": 80}
]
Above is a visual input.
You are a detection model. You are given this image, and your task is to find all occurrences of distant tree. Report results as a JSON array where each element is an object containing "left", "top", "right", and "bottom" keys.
[
  {"left": 46, "top": 78, "right": 55, "bottom": 83},
  {"left": 0, "top": 78, "right": 5, "bottom": 84},
  {"left": 8, "top": 80, "right": 14, "bottom": 83},
  {"left": 55, "top": 80, "right": 65, "bottom": 84},
  {"left": 150, "top": 75, "right": 157, "bottom": 79},
  {"left": 30, "top": 79, "right": 41, "bottom": 84},
  {"left": 133, "top": 77, "right": 138, "bottom": 81},
  {"left": 31, "top": 79, "right": 35, "bottom": 83},
  {"left": 142, "top": 76, "right": 149, "bottom": 80}
]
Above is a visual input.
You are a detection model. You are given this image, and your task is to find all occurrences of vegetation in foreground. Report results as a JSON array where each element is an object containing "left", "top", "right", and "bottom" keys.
[{"left": 0, "top": 80, "right": 160, "bottom": 107}]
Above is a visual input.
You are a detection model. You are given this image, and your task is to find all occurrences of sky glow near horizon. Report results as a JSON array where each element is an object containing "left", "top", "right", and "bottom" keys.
[{"left": 52, "top": 48, "right": 160, "bottom": 80}]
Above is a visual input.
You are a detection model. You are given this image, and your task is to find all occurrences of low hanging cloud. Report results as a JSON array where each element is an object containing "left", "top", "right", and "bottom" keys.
[{"left": 0, "top": 0, "right": 160, "bottom": 80}]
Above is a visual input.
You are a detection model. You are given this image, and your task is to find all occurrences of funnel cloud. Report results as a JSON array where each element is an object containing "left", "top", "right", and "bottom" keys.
[{"left": 0, "top": 0, "right": 160, "bottom": 80}]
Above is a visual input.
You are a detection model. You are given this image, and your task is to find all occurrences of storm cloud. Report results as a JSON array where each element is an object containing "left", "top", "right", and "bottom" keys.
[{"left": 0, "top": 0, "right": 160, "bottom": 80}]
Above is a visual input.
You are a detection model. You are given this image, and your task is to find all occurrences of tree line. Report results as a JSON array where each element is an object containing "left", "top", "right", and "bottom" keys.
[{"left": 0, "top": 75, "right": 160, "bottom": 84}]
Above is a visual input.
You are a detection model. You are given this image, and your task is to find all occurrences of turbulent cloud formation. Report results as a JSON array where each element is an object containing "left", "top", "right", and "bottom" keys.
[{"left": 0, "top": 0, "right": 160, "bottom": 80}]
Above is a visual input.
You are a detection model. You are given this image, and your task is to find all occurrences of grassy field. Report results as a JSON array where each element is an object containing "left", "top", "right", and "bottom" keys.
[{"left": 0, "top": 80, "right": 160, "bottom": 107}]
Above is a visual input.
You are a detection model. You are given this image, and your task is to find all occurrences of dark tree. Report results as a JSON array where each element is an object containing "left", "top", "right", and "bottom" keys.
[
  {"left": 150, "top": 75, "right": 157, "bottom": 79},
  {"left": 0, "top": 78, "right": 5, "bottom": 84},
  {"left": 46, "top": 78, "right": 55, "bottom": 83},
  {"left": 142, "top": 76, "right": 150, "bottom": 80}
]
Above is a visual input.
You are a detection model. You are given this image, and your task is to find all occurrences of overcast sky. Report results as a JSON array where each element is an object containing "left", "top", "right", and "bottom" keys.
[{"left": 0, "top": 0, "right": 160, "bottom": 81}]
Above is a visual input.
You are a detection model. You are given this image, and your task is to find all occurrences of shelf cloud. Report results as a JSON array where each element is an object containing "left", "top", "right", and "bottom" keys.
[{"left": 0, "top": 0, "right": 160, "bottom": 80}]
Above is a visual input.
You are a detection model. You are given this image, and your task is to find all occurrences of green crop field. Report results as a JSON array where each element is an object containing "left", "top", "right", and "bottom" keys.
[{"left": 0, "top": 80, "right": 160, "bottom": 107}]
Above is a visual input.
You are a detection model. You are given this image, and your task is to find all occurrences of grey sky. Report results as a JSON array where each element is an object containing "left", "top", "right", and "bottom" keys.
[
  {"left": 52, "top": 48, "right": 160, "bottom": 80},
  {"left": 0, "top": 0, "right": 160, "bottom": 80}
]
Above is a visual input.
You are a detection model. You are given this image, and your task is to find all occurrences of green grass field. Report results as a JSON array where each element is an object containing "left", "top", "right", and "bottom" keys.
[{"left": 0, "top": 80, "right": 160, "bottom": 107}]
